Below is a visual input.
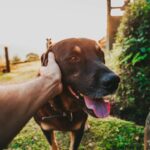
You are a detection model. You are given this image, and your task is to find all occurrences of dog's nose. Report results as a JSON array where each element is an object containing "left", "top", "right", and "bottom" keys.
[{"left": 101, "top": 73, "right": 120, "bottom": 91}]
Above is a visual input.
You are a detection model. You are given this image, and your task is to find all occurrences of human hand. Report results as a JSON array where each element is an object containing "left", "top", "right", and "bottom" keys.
[{"left": 39, "top": 52, "right": 62, "bottom": 96}]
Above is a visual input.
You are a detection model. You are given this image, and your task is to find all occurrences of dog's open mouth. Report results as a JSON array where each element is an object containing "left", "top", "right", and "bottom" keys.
[{"left": 68, "top": 86, "right": 110, "bottom": 118}]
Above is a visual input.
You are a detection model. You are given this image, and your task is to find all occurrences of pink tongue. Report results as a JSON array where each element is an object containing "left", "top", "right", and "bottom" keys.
[{"left": 84, "top": 96, "right": 110, "bottom": 118}]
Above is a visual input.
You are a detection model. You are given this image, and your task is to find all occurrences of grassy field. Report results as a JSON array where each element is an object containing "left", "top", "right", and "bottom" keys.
[
  {"left": 0, "top": 61, "right": 144, "bottom": 150},
  {"left": 0, "top": 61, "right": 40, "bottom": 84}
]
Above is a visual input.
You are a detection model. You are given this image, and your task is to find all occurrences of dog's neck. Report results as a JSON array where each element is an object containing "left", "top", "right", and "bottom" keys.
[{"left": 48, "top": 89, "right": 82, "bottom": 113}]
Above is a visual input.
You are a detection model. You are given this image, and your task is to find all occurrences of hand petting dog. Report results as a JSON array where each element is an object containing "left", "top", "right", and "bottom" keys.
[{"left": 0, "top": 52, "right": 62, "bottom": 149}]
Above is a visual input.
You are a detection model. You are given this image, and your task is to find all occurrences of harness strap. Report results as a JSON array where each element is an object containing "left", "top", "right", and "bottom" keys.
[
  {"left": 41, "top": 96, "right": 73, "bottom": 122},
  {"left": 42, "top": 112, "right": 73, "bottom": 122}
]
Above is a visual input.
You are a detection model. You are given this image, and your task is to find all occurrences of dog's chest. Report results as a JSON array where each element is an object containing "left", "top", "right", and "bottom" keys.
[
  {"left": 35, "top": 95, "right": 87, "bottom": 131},
  {"left": 38, "top": 109, "right": 87, "bottom": 131}
]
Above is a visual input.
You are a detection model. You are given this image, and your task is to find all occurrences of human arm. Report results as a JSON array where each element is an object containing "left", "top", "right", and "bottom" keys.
[{"left": 0, "top": 53, "right": 62, "bottom": 148}]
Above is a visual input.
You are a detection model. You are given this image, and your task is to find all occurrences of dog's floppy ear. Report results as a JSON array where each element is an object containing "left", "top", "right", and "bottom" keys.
[
  {"left": 41, "top": 53, "right": 48, "bottom": 66},
  {"left": 41, "top": 47, "right": 53, "bottom": 66}
]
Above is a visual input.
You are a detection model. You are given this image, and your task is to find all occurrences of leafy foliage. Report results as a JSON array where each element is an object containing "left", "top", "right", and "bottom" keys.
[
  {"left": 9, "top": 117, "right": 144, "bottom": 150},
  {"left": 89, "top": 117, "right": 144, "bottom": 150},
  {"left": 112, "top": 0, "right": 150, "bottom": 124}
]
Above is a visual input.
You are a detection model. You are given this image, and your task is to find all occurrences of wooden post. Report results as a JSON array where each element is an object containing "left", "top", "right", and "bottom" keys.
[
  {"left": 144, "top": 112, "right": 150, "bottom": 150},
  {"left": 106, "top": 0, "right": 111, "bottom": 50},
  {"left": 106, "top": 0, "right": 131, "bottom": 50},
  {"left": 4, "top": 47, "right": 10, "bottom": 73}
]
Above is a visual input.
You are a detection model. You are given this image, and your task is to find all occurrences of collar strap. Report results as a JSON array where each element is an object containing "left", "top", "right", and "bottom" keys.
[{"left": 42, "top": 112, "right": 73, "bottom": 122}]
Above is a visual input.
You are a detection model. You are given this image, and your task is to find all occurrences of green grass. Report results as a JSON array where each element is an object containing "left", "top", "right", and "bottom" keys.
[
  {"left": 0, "top": 61, "right": 144, "bottom": 150},
  {"left": 8, "top": 117, "right": 144, "bottom": 150}
]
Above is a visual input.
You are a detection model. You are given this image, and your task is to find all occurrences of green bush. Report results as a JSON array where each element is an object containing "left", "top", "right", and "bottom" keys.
[
  {"left": 88, "top": 117, "right": 144, "bottom": 150},
  {"left": 9, "top": 117, "right": 144, "bottom": 150},
  {"left": 112, "top": 0, "right": 150, "bottom": 125}
]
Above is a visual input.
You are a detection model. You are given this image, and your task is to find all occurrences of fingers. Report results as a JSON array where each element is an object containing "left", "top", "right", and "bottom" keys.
[
  {"left": 47, "top": 52, "right": 55, "bottom": 66},
  {"left": 39, "top": 52, "right": 63, "bottom": 98},
  {"left": 39, "top": 52, "right": 61, "bottom": 81},
  {"left": 39, "top": 67, "right": 46, "bottom": 76}
]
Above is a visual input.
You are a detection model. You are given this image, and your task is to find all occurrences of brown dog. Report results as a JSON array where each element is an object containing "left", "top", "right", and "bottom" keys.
[{"left": 34, "top": 38, "right": 120, "bottom": 150}]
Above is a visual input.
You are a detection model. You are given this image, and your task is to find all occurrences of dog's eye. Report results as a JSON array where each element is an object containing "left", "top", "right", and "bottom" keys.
[{"left": 69, "top": 56, "right": 80, "bottom": 63}]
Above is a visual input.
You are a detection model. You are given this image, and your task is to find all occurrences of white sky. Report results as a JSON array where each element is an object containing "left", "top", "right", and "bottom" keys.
[{"left": 0, "top": 0, "right": 107, "bottom": 59}]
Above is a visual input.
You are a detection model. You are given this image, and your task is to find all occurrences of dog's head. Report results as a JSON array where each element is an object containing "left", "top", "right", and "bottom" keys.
[{"left": 41, "top": 38, "right": 120, "bottom": 118}]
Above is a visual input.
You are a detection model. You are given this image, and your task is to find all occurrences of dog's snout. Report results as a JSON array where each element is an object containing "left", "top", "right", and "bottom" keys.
[{"left": 101, "top": 73, "right": 120, "bottom": 91}]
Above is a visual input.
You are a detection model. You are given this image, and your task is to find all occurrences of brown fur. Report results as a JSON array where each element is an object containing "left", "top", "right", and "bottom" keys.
[{"left": 34, "top": 38, "right": 120, "bottom": 150}]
